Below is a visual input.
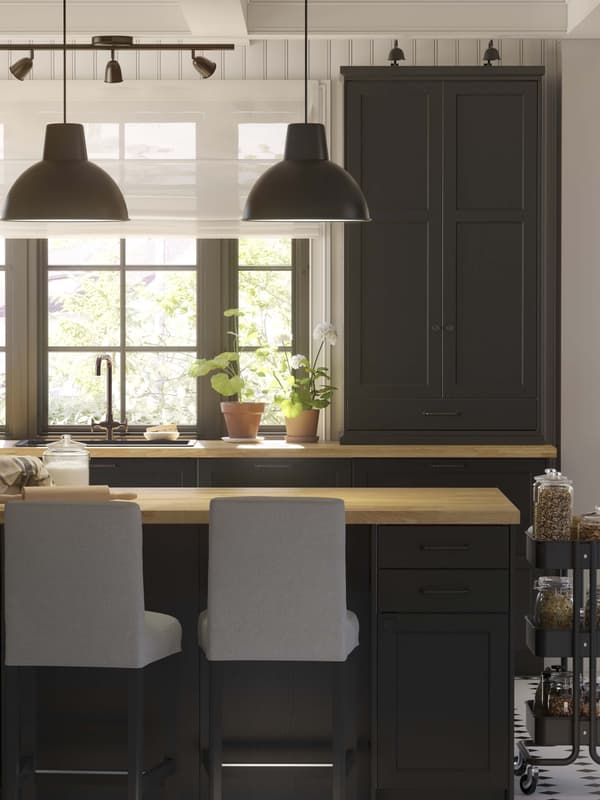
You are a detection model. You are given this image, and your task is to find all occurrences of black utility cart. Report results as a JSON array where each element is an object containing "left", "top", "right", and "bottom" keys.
[{"left": 515, "top": 530, "right": 600, "bottom": 794}]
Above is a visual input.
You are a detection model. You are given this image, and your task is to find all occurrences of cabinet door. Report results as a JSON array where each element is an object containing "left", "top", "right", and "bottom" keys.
[
  {"left": 378, "top": 613, "right": 510, "bottom": 792},
  {"left": 197, "top": 459, "right": 352, "bottom": 488},
  {"left": 345, "top": 81, "right": 443, "bottom": 431},
  {"left": 90, "top": 458, "right": 196, "bottom": 487},
  {"left": 442, "top": 80, "right": 538, "bottom": 430}
]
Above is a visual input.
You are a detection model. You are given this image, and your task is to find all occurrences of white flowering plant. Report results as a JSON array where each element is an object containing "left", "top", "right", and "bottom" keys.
[
  {"left": 275, "top": 322, "right": 338, "bottom": 419},
  {"left": 189, "top": 309, "right": 270, "bottom": 398}
]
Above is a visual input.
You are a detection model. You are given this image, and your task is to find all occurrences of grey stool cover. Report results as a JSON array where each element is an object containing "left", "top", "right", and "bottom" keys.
[
  {"left": 3, "top": 501, "right": 182, "bottom": 668},
  {"left": 198, "top": 497, "right": 359, "bottom": 662}
]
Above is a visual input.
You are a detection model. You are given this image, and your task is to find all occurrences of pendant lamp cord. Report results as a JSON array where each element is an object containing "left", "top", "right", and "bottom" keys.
[
  {"left": 63, "top": 0, "right": 67, "bottom": 123},
  {"left": 304, "top": 0, "right": 308, "bottom": 123}
]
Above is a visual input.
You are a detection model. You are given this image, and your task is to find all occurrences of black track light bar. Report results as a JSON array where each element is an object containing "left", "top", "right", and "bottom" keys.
[{"left": 0, "top": 43, "right": 234, "bottom": 52}]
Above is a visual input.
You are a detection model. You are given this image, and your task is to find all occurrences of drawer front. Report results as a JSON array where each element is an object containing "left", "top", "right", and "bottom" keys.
[
  {"left": 197, "top": 459, "right": 352, "bottom": 488},
  {"left": 378, "top": 525, "right": 508, "bottom": 569},
  {"left": 90, "top": 458, "right": 196, "bottom": 487},
  {"left": 378, "top": 569, "right": 508, "bottom": 613}
]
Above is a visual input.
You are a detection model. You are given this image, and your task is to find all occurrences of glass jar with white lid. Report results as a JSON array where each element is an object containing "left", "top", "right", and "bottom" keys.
[{"left": 42, "top": 435, "right": 90, "bottom": 486}]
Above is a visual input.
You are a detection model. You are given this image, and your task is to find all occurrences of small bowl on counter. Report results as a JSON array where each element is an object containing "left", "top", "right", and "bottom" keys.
[{"left": 143, "top": 430, "right": 180, "bottom": 442}]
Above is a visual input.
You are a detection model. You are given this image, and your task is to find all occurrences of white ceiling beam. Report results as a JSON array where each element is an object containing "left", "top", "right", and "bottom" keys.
[
  {"left": 247, "top": 0, "right": 567, "bottom": 38},
  {"left": 180, "top": 0, "right": 249, "bottom": 44},
  {"left": 567, "top": 0, "right": 600, "bottom": 33},
  {"left": 0, "top": 1, "right": 192, "bottom": 38}
]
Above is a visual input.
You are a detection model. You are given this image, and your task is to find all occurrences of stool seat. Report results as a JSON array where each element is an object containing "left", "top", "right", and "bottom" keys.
[
  {"left": 198, "top": 608, "right": 358, "bottom": 662},
  {"left": 142, "top": 612, "right": 182, "bottom": 668}
]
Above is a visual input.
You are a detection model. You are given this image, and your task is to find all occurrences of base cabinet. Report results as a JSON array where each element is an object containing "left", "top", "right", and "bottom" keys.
[
  {"left": 378, "top": 613, "right": 510, "bottom": 798},
  {"left": 355, "top": 457, "right": 545, "bottom": 675}
]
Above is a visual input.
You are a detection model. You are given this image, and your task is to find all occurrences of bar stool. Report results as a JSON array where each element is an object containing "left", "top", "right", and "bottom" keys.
[
  {"left": 2, "top": 501, "right": 182, "bottom": 800},
  {"left": 198, "top": 497, "right": 359, "bottom": 800}
]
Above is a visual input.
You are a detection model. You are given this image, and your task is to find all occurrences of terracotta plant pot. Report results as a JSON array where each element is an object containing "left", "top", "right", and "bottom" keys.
[
  {"left": 285, "top": 409, "right": 320, "bottom": 443},
  {"left": 220, "top": 401, "right": 265, "bottom": 439}
]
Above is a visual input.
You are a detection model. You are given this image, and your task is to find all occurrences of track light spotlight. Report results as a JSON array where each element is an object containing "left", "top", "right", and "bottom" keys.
[
  {"left": 191, "top": 50, "right": 216, "bottom": 79},
  {"left": 10, "top": 50, "right": 34, "bottom": 80},
  {"left": 104, "top": 49, "right": 123, "bottom": 83}
]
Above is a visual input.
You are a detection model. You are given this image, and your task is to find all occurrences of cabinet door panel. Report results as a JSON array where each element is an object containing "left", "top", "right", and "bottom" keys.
[
  {"left": 345, "top": 80, "right": 443, "bottom": 430},
  {"left": 358, "top": 222, "right": 441, "bottom": 392},
  {"left": 378, "top": 613, "right": 510, "bottom": 790},
  {"left": 444, "top": 81, "right": 538, "bottom": 412}
]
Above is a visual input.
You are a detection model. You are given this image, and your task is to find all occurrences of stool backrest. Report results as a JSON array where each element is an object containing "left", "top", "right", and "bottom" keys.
[
  {"left": 207, "top": 497, "right": 348, "bottom": 661},
  {"left": 3, "top": 502, "right": 145, "bottom": 668}
]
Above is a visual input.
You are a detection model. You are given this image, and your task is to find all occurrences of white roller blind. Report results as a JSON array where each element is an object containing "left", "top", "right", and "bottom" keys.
[{"left": 0, "top": 79, "right": 328, "bottom": 238}]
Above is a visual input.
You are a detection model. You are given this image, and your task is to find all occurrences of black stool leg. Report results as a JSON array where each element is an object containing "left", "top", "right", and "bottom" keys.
[
  {"left": 208, "top": 662, "right": 223, "bottom": 800},
  {"left": 3, "top": 666, "right": 21, "bottom": 800},
  {"left": 332, "top": 661, "right": 347, "bottom": 800},
  {"left": 21, "top": 668, "right": 37, "bottom": 800},
  {"left": 128, "top": 669, "right": 145, "bottom": 800},
  {"left": 199, "top": 651, "right": 210, "bottom": 798}
]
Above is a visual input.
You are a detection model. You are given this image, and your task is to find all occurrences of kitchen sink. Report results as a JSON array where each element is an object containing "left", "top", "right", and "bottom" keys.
[{"left": 16, "top": 438, "right": 198, "bottom": 447}]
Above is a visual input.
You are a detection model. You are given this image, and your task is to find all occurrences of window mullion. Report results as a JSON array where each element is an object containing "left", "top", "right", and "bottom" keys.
[{"left": 120, "top": 239, "right": 126, "bottom": 424}]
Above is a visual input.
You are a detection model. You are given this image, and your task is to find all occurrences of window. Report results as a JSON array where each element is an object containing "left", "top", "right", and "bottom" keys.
[
  {"left": 45, "top": 238, "right": 198, "bottom": 429},
  {"left": 238, "top": 123, "right": 288, "bottom": 160},
  {"left": 236, "top": 238, "right": 306, "bottom": 426}
]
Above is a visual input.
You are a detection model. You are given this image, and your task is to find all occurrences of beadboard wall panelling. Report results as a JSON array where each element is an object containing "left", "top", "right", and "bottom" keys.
[{"left": 1, "top": 37, "right": 558, "bottom": 80}]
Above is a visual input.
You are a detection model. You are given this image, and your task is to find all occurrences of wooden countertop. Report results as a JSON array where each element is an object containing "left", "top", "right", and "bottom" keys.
[
  {"left": 49, "top": 486, "right": 518, "bottom": 525},
  {"left": 0, "top": 440, "right": 557, "bottom": 459}
]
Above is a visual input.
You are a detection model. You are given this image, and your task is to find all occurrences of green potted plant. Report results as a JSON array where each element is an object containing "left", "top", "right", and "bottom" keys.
[
  {"left": 276, "top": 322, "right": 338, "bottom": 443},
  {"left": 189, "top": 309, "right": 270, "bottom": 439}
]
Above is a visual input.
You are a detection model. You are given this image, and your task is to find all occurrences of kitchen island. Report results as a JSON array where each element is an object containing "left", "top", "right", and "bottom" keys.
[{"left": 2, "top": 486, "right": 518, "bottom": 800}]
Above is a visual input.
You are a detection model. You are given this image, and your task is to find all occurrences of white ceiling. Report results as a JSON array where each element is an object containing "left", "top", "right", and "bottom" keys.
[{"left": 1, "top": 0, "right": 599, "bottom": 40}]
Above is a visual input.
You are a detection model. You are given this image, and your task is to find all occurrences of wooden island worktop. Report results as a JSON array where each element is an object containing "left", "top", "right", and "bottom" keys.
[{"left": 75, "top": 485, "right": 519, "bottom": 526}]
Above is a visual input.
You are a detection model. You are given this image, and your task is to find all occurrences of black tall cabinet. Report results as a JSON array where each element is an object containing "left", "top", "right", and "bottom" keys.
[{"left": 342, "top": 66, "right": 555, "bottom": 445}]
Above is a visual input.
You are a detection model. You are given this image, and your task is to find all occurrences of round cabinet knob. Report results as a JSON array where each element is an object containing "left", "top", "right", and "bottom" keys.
[
  {"left": 431, "top": 324, "right": 441, "bottom": 332},
  {"left": 444, "top": 323, "right": 455, "bottom": 332}
]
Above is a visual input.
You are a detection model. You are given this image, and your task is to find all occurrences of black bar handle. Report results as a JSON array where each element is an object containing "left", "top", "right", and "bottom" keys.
[
  {"left": 254, "top": 464, "right": 290, "bottom": 469},
  {"left": 430, "top": 463, "right": 466, "bottom": 470},
  {"left": 419, "top": 586, "right": 471, "bottom": 596},
  {"left": 421, "top": 411, "right": 461, "bottom": 417},
  {"left": 90, "top": 463, "right": 118, "bottom": 469},
  {"left": 420, "top": 544, "right": 471, "bottom": 552}
]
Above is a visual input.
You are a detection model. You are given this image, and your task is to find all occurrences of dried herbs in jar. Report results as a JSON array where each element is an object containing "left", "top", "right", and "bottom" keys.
[
  {"left": 534, "top": 576, "right": 574, "bottom": 630},
  {"left": 533, "top": 469, "right": 573, "bottom": 541}
]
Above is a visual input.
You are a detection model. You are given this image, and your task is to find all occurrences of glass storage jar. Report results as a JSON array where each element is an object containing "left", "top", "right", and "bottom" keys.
[
  {"left": 585, "top": 590, "right": 600, "bottom": 629},
  {"left": 533, "top": 468, "right": 574, "bottom": 541},
  {"left": 533, "top": 576, "right": 574, "bottom": 629},
  {"left": 42, "top": 435, "right": 90, "bottom": 486},
  {"left": 534, "top": 665, "right": 565, "bottom": 714},
  {"left": 546, "top": 671, "right": 575, "bottom": 717},
  {"left": 582, "top": 679, "right": 600, "bottom": 718},
  {"left": 579, "top": 507, "right": 600, "bottom": 541}
]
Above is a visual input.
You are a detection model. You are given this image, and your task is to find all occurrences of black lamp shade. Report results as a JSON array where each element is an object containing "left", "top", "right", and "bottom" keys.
[
  {"left": 192, "top": 55, "right": 217, "bottom": 78},
  {"left": 242, "top": 123, "right": 370, "bottom": 222},
  {"left": 104, "top": 58, "right": 123, "bottom": 83},
  {"left": 1, "top": 123, "right": 129, "bottom": 221},
  {"left": 10, "top": 56, "right": 33, "bottom": 80}
]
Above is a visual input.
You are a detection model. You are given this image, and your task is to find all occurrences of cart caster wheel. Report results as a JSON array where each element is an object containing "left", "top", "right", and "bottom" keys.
[
  {"left": 520, "top": 766, "right": 538, "bottom": 795},
  {"left": 514, "top": 752, "right": 527, "bottom": 777}
]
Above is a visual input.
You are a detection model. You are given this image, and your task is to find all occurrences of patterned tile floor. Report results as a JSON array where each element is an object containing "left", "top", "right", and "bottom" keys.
[{"left": 514, "top": 677, "right": 600, "bottom": 797}]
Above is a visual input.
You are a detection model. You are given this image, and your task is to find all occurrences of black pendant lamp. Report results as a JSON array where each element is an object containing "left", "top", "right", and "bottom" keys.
[
  {"left": 1, "top": 0, "right": 128, "bottom": 221},
  {"left": 242, "top": 0, "right": 370, "bottom": 222}
]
